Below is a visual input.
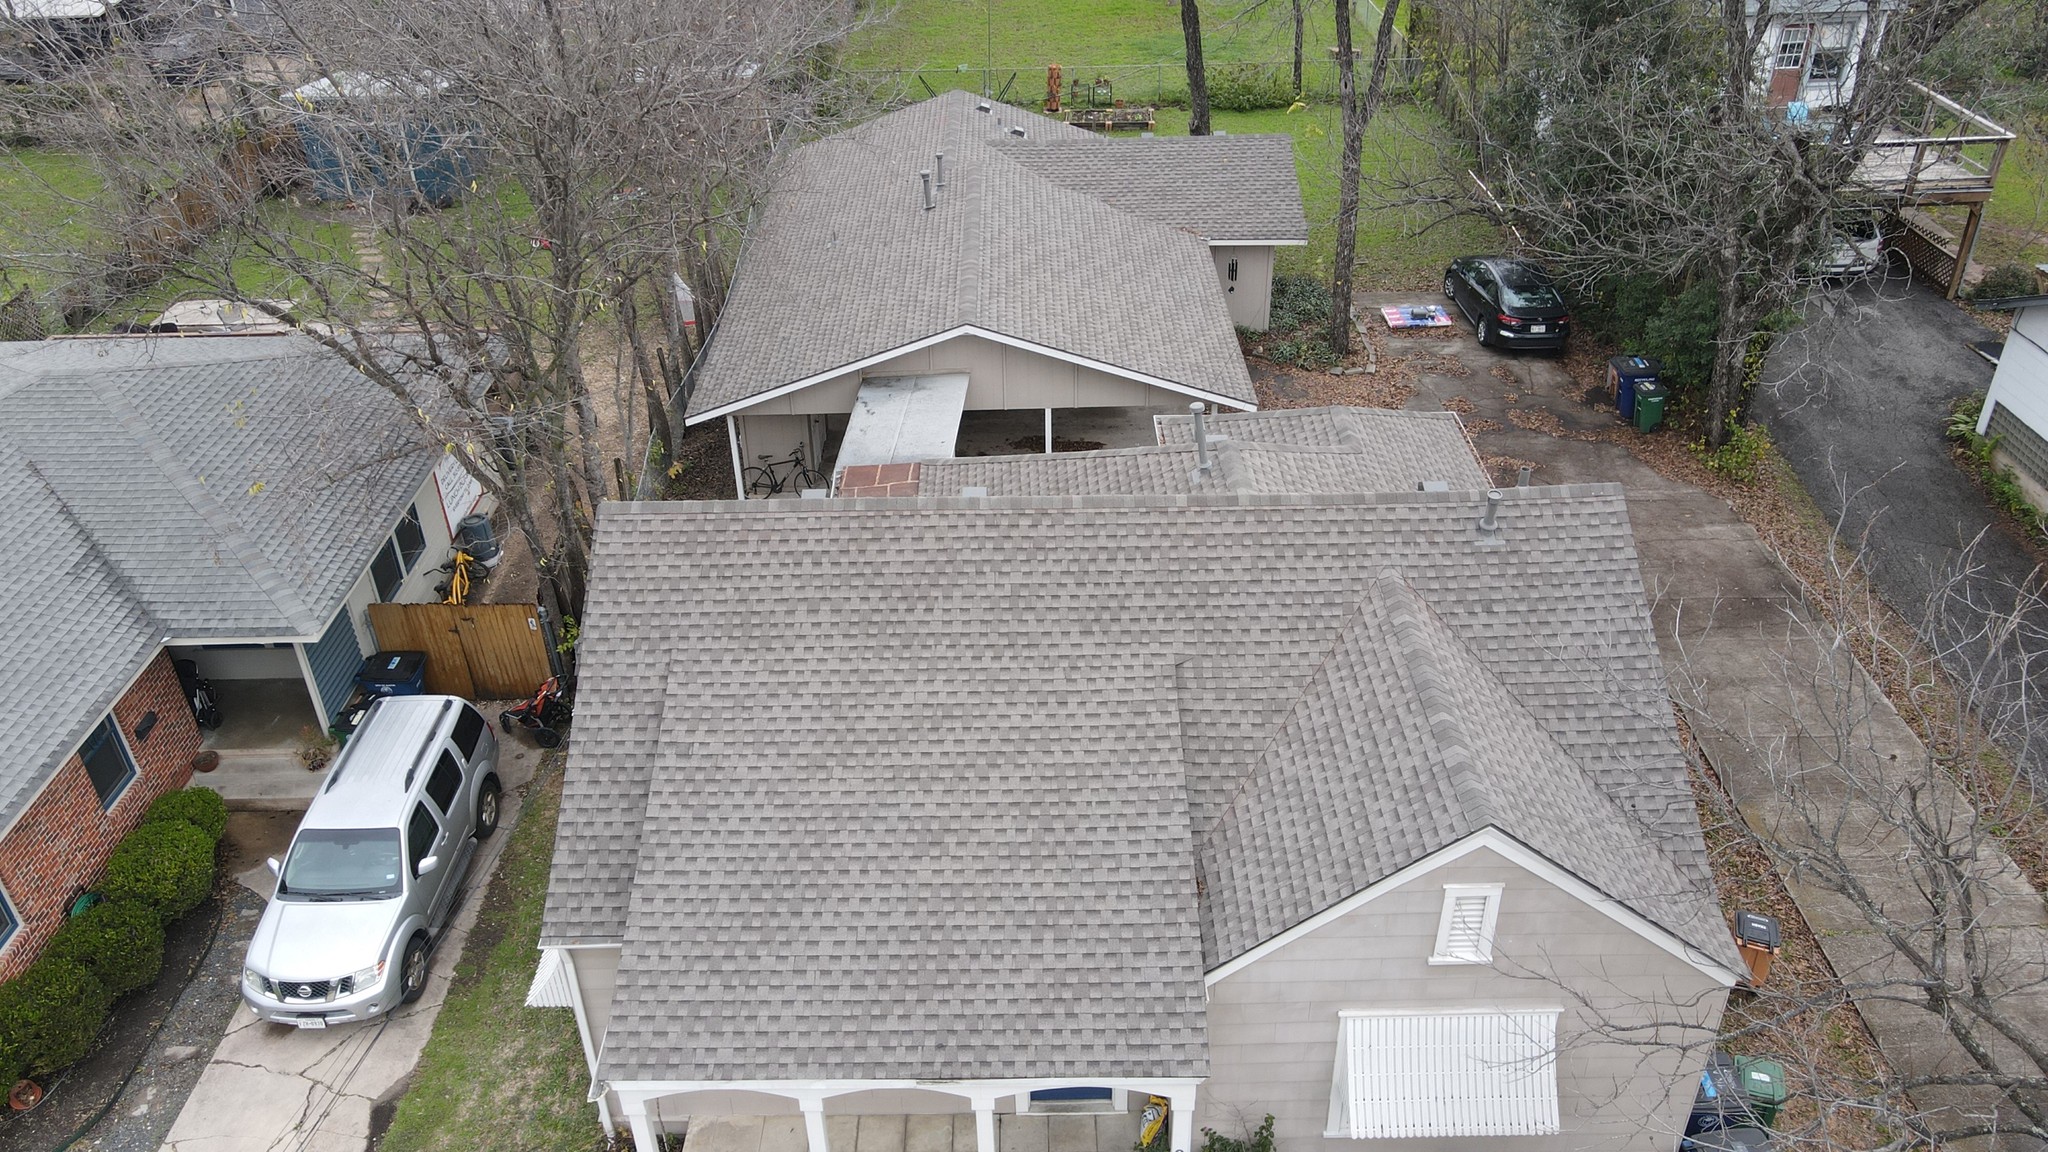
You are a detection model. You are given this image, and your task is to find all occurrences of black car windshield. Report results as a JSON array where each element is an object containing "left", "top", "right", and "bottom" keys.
[
  {"left": 279, "top": 828, "right": 403, "bottom": 899},
  {"left": 1497, "top": 267, "right": 1563, "bottom": 309}
]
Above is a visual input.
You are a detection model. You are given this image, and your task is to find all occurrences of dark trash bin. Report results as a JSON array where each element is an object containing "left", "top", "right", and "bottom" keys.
[
  {"left": 1733, "top": 910, "right": 1782, "bottom": 987},
  {"left": 457, "top": 512, "right": 503, "bottom": 568},
  {"left": 1634, "top": 380, "right": 1669, "bottom": 432},
  {"left": 355, "top": 650, "right": 427, "bottom": 697},
  {"left": 1687, "top": 1052, "right": 1754, "bottom": 1136},
  {"left": 1682, "top": 1125, "right": 1773, "bottom": 1152},
  {"left": 1609, "top": 355, "right": 1662, "bottom": 420}
]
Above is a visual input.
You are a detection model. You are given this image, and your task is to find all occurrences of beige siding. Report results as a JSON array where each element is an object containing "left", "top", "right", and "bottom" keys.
[
  {"left": 1213, "top": 246, "right": 1277, "bottom": 330},
  {"left": 730, "top": 334, "right": 1197, "bottom": 418},
  {"left": 1203, "top": 846, "right": 1726, "bottom": 1152}
]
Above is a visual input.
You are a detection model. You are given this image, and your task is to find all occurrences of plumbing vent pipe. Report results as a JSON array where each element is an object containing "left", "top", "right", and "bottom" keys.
[
  {"left": 1517, "top": 465, "right": 1532, "bottom": 488},
  {"left": 920, "top": 170, "right": 934, "bottom": 210},
  {"left": 936, "top": 152, "right": 947, "bottom": 187},
  {"left": 1189, "top": 402, "right": 1213, "bottom": 474},
  {"left": 1479, "top": 489, "right": 1504, "bottom": 533}
]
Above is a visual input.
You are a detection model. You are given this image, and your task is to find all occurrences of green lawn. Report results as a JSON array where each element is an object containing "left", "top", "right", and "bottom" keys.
[
  {"left": 0, "top": 148, "right": 105, "bottom": 295},
  {"left": 378, "top": 755, "right": 601, "bottom": 1152}
]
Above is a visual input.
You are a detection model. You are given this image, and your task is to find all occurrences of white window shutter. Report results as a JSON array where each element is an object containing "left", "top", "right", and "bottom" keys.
[{"left": 1329, "top": 1010, "right": 1561, "bottom": 1139}]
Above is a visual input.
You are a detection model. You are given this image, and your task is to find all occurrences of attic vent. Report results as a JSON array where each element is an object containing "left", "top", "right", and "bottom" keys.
[
  {"left": 976, "top": 100, "right": 992, "bottom": 113},
  {"left": 1431, "top": 885, "right": 1502, "bottom": 964},
  {"left": 1008, "top": 125, "right": 1026, "bottom": 138}
]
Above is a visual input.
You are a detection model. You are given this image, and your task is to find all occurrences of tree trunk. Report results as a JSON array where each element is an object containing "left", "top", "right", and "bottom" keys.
[
  {"left": 1329, "top": 0, "right": 1405, "bottom": 353},
  {"left": 1181, "top": 0, "right": 1211, "bottom": 135},
  {"left": 1704, "top": 261, "right": 1753, "bottom": 448},
  {"left": 1293, "top": 0, "right": 1306, "bottom": 94}
]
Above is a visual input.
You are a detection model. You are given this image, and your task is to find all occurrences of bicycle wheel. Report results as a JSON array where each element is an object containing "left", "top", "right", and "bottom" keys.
[
  {"left": 743, "top": 467, "right": 778, "bottom": 496},
  {"left": 793, "top": 466, "right": 826, "bottom": 492}
]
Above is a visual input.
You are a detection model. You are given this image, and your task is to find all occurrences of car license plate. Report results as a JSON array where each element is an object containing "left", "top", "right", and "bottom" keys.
[
  {"left": 295, "top": 1016, "right": 328, "bottom": 1030},
  {"left": 1530, "top": 324, "right": 1548, "bottom": 334}
]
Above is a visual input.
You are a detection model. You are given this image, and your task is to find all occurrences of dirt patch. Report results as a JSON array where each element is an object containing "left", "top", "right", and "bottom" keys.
[
  {"left": 220, "top": 809, "right": 300, "bottom": 877},
  {"left": 997, "top": 435, "right": 1105, "bottom": 454}
]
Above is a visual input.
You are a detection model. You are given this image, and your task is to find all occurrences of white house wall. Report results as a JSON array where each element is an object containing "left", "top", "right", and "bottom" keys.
[
  {"left": 347, "top": 465, "right": 486, "bottom": 651},
  {"left": 1213, "top": 245, "right": 1276, "bottom": 330},
  {"left": 1978, "top": 304, "right": 2048, "bottom": 505},
  {"left": 1202, "top": 845, "right": 1727, "bottom": 1152}
]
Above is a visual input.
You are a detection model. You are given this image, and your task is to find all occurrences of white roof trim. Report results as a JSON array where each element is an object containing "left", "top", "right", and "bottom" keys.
[
  {"left": 1204, "top": 827, "right": 1742, "bottom": 988},
  {"left": 1205, "top": 238, "right": 1310, "bottom": 247},
  {"left": 607, "top": 1076, "right": 1205, "bottom": 1105},
  {"left": 685, "top": 324, "right": 1256, "bottom": 426}
]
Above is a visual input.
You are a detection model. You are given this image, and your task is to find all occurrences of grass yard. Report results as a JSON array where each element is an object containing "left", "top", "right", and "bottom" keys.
[
  {"left": 0, "top": 147, "right": 104, "bottom": 296},
  {"left": 376, "top": 753, "right": 601, "bottom": 1152},
  {"left": 847, "top": 0, "right": 1379, "bottom": 70}
]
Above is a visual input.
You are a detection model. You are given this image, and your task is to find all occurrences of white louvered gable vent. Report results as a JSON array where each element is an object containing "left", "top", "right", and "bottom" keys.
[
  {"left": 1431, "top": 883, "right": 1503, "bottom": 963},
  {"left": 1326, "top": 1009, "right": 1562, "bottom": 1139}
]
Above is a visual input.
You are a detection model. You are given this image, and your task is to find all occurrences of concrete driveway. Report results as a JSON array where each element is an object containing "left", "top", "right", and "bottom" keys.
[
  {"left": 1751, "top": 274, "right": 2048, "bottom": 774},
  {"left": 158, "top": 738, "right": 545, "bottom": 1152}
]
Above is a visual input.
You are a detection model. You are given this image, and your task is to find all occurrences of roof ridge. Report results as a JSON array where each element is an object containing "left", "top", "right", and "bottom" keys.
[
  {"left": 83, "top": 369, "right": 322, "bottom": 633},
  {"left": 1375, "top": 571, "right": 1500, "bottom": 826}
]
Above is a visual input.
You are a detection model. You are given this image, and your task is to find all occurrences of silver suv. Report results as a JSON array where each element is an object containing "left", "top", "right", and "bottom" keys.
[{"left": 242, "top": 696, "right": 501, "bottom": 1028}]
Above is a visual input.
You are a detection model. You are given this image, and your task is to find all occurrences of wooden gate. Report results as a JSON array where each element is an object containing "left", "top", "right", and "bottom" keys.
[{"left": 366, "top": 603, "right": 553, "bottom": 700}]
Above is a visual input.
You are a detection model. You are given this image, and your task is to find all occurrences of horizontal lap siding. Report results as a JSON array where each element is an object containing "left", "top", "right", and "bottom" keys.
[
  {"left": 0, "top": 651, "right": 200, "bottom": 980},
  {"left": 1201, "top": 847, "right": 1726, "bottom": 1152}
]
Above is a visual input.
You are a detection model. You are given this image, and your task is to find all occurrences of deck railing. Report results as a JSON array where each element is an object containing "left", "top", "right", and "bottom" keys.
[{"left": 1856, "top": 81, "right": 2016, "bottom": 199}]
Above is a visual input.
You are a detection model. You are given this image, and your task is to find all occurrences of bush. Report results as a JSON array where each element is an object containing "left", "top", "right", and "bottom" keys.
[
  {"left": 1968, "top": 263, "right": 2036, "bottom": 302},
  {"left": 100, "top": 820, "right": 214, "bottom": 922},
  {"left": 1697, "top": 420, "right": 1774, "bottom": 486},
  {"left": 1207, "top": 63, "right": 1296, "bottom": 111},
  {"left": 142, "top": 786, "right": 227, "bottom": 842},
  {"left": 0, "top": 959, "right": 113, "bottom": 1079},
  {"left": 41, "top": 900, "right": 166, "bottom": 996},
  {"left": 1268, "top": 273, "right": 1334, "bottom": 333}
]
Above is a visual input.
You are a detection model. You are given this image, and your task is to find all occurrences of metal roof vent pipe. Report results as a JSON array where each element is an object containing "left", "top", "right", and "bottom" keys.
[
  {"left": 1476, "top": 488, "right": 1506, "bottom": 546},
  {"left": 936, "top": 152, "right": 947, "bottom": 187},
  {"left": 1517, "top": 465, "right": 1532, "bottom": 488},
  {"left": 920, "top": 169, "right": 935, "bottom": 211},
  {"left": 1190, "top": 402, "right": 1214, "bottom": 474}
]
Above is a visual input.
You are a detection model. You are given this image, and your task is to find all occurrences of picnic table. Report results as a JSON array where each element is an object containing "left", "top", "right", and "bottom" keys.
[{"left": 1381, "top": 304, "right": 1453, "bottom": 329}]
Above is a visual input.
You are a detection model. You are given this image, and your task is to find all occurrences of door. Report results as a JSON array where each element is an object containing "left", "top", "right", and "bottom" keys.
[
  {"left": 405, "top": 800, "right": 455, "bottom": 932},
  {"left": 1768, "top": 24, "right": 1810, "bottom": 106},
  {"left": 422, "top": 750, "right": 476, "bottom": 883}
]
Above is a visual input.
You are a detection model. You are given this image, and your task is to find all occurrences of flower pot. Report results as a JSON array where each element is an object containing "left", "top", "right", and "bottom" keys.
[
  {"left": 10, "top": 1079, "right": 44, "bottom": 1111},
  {"left": 191, "top": 750, "right": 221, "bottom": 773}
]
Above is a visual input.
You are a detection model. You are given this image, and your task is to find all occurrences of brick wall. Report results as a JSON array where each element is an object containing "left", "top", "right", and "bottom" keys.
[{"left": 0, "top": 650, "right": 201, "bottom": 982}]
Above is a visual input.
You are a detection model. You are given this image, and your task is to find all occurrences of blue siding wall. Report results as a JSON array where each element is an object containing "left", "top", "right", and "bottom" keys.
[{"left": 305, "top": 608, "right": 368, "bottom": 726}]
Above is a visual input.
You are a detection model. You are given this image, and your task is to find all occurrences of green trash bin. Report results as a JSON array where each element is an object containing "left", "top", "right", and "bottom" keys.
[
  {"left": 1733, "top": 1057, "right": 1788, "bottom": 1127},
  {"left": 1633, "top": 380, "right": 1669, "bottom": 433}
]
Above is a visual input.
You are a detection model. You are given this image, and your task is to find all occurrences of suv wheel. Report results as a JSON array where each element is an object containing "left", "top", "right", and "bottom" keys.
[
  {"left": 399, "top": 933, "right": 430, "bottom": 1004},
  {"left": 1442, "top": 273, "right": 1456, "bottom": 299},
  {"left": 475, "top": 776, "right": 502, "bottom": 839}
]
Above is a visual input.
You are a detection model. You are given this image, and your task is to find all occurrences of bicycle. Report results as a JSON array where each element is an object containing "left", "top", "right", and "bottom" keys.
[
  {"left": 435, "top": 548, "right": 488, "bottom": 606},
  {"left": 743, "top": 443, "right": 826, "bottom": 497}
]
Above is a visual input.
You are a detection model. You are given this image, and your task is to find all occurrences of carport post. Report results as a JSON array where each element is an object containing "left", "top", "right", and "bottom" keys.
[
  {"left": 618, "top": 1091, "right": 662, "bottom": 1152},
  {"left": 801, "top": 1095, "right": 831, "bottom": 1152},
  {"left": 1044, "top": 408, "right": 1053, "bottom": 454},
  {"left": 728, "top": 415, "right": 747, "bottom": 499},
  {"left": 966, "top": 1087, "right": 1005, "bottom": 1152},
  {"left": 1167, "top": 1086, "right": 1198, "bottom": 1152}
]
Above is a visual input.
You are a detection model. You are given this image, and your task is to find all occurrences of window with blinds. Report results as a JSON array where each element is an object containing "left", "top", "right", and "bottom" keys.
[
  {"left": 1430, "top": 884, "right": 1502, "bottom": 964},
  {"left": 1326, "top": 1009, "right": 1562, "bottom": 1139}
]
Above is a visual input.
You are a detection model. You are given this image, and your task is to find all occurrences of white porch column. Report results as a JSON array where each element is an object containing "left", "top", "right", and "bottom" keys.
[
  {"left": 967, "top": 1087, "right": 1006, "bottom": 1152},
  {"left": 1167, "top": 1087, "right": 1199, "bottom": 1152},
  {"left": 1043, "top": 408, "right": 1053, "bottom": 454},
  {"left": 728, "top": 415, "right": 747, "bottom": 499},
  {"left": 801, "top": 1096, "right": 831, "bottom": 1152},
  {"left": 619, "top": 1091, "right": 661, "bottom": 1152}
]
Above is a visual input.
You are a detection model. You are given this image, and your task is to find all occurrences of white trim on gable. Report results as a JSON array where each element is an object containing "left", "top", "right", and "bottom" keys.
[
  {"left": 1203, "top": 827, "right": 1743, "bottom": 988},
  {"left": 684, "top": 324, "right": 1257, "bottom": 426}
]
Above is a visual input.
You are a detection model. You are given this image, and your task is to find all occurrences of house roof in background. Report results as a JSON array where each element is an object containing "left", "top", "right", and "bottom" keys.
[
  {"left": 546, "top": 487, "right": 1730, "bottom": 1083},
  {"left": 684, "top": 91, "right": 1301, "bottom": 422},
  {"left": 916, "top": 407, "right": 1485, "bottom": 496},
  {"left": 996, "top": 133, "right": 1309, "bottom": 244},
  {"left": 0, "top": 333, "right": 443, "bottom": 832}
]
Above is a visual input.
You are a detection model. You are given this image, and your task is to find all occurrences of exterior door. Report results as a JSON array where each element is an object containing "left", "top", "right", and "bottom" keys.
[{"left": 1768, "top": 24, "right": 1810, "bottom": 106}]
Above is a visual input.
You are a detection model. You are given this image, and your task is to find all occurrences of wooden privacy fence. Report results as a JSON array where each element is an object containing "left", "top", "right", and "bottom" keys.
[{"left": 366, "top": 603, "right": 552, "bottom": 700}]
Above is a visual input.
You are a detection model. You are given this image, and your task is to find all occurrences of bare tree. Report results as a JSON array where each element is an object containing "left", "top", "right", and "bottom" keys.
[
  {"left": 1294, "top": 0, "right": 1309, "bottom": 93},
  {"left": 1329, "top": 0, "right": 1405, "bottom": 353},
  {"left": 1475, "top": 0, "right": 1992, "bottom": 447},
  {"left": 5, "top": 0, "right": 866, "bottom": 621},
  {"left": 1183, "top": 0, "right": 1213, "bottom": 135}
]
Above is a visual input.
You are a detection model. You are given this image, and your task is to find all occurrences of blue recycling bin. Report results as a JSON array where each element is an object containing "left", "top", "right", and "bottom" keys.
[
  {"left": 355, "top": 651, "right": 427, "bottom": 697},
  {"left": 1609, "top": 356, "right": 1663, "bottom": 421}
]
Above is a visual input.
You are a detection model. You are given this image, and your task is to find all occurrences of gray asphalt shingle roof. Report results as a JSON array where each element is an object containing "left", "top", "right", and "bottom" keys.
[
  {"left": 996, "top": 134, "right": 1309, "bottom": 243},
  {"left": 0, "top": 334, "right": 442, "bottom": 832},
  {"left": 546, "top": 486, "right": 1729, "bottom": 1082},
  {"left": 920, "top": 407, "right": 1486, "bottom": 496},
  {"left": 685, "top": 91, "right": 1296, "bottom": 421}
]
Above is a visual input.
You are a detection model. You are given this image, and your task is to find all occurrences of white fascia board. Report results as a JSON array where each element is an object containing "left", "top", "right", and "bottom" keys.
[
  {"left": 168, "top": 633, "right": 322, "bottom": 646},
  {"left": 683, "top": 327, "right": 977, "bottom": 426},
  {"left": 685, "top": 325, "right": 1258, "bottom": 427},
  {"left": 606, "top": 1076, "right": 1204, "bottom": 1103},
  {"left": 1205, "top": 238, "right": 1310, "bottom": 247},
  {"left": 1203, "top": 827, "right": 1743, "bottom": 989}
]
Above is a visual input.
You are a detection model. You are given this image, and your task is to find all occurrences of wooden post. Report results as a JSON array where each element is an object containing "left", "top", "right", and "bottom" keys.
[{"left": 1951, "top": 201, "right": 1986, "bottom": 300}]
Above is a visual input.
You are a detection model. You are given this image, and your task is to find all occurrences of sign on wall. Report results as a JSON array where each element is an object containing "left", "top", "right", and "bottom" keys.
[{"left": 434, "top": 451, "right": 484, "bottom": 536}]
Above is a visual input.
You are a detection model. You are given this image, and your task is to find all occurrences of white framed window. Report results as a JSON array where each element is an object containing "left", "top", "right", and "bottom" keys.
[
  {"left": 1429, "top": 884, "right": 1503, "bottom": 964},
  {"left": 1774, "top": 24, "right": 1810, "bottom": 70},
  {"left": 1325, "top": 1009, "right": 1562, "bottom": 1139},
  {"left": 0, "top": 884, "right": 17, "bottom": 952}
]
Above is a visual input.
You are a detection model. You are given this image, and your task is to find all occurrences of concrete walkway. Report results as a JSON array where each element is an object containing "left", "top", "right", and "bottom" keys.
[
  {"left": 157, "top": 739, "right": 544, "bottom": 1152},
  {"left": 1368, "top": 293, "right": 2048, "bottom": 1147}
]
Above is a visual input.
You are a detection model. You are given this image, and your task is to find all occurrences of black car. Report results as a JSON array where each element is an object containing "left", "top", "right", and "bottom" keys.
[{"left": 1442, "top": 256, "right": 1572, "bottom": 351}]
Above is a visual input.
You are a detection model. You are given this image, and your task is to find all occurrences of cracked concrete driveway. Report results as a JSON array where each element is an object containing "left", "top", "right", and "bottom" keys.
[{"left": 158, "top": 739, "right": 543, "bottom": 1152}]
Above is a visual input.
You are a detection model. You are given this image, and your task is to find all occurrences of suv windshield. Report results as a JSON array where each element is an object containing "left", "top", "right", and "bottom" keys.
[
  {"left": 1497, "top": 267, "right": 1563, "bottom": 309},
  {"left": 279, "top": 828, "right": 404, "bottom": 899}
]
